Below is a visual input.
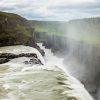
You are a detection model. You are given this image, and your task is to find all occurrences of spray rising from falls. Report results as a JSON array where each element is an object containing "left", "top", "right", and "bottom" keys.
[
  {"left": 63, "top": 22, "right": 100, "bottom": 100},
  {"left": 37, "top": 43, "right": 94, "bottom": 100},
  {"left": 0, "top": 45, "right": 93, "bottom": 100}
]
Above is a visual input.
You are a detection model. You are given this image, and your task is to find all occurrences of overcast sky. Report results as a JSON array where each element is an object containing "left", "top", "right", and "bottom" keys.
[{"left": 0, "top": 0, "right": 100, "bottom": 21}]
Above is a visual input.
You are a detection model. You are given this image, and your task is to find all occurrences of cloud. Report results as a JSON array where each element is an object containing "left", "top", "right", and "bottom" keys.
[{"left": 0, "top": 0, "right": 100, "bottom": 21}]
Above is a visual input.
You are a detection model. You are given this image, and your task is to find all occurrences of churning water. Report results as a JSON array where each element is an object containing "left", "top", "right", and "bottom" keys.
[{"left": 0, "top": 45, "right": 93, "bottom": 100}]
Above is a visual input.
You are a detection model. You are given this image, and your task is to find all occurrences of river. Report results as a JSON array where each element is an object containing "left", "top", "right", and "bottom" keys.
[{"left": 0, "top": 45, "right": 94, "bottom": 100}]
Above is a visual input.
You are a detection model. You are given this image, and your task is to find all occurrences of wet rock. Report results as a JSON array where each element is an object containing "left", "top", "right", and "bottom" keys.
[
  {"left": 0, "top": 53, "right": 38, "bottom": 59},
  {"left": 0, "top": 58, "right": 10, "bottom": 64},
  {"left": 24, "top": 61, "right": 29, "bottom": 64},
  {"left": 0, "top": 53, "right": 41, "bottom": 64},
  {"left": 24, "top": 58, "right": 43, "bottom": 65}
]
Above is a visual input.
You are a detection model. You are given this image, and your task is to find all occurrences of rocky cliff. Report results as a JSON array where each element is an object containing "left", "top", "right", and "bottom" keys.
[
  {"left": 34, "top": 32, "right": 67, "bottom": 55},
  {"left": 0, "top": 12, "right": 33, "bottom": 46},
  {"left": 0, "top": 11, "right": 44, "bottom": 55}
]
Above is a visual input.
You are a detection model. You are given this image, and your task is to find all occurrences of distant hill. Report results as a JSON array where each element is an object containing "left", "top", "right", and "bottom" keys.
[
  {"left": 68, "top": 17, "right": 100, "bottom": 35},
  {"left": 30, "top": 20, "right": 67, "bottom": 35},
  {"left": 30, "top": 17, "right": 100, "bottom": 46},
  {"left": 66, "top": 17, "right": 100, "bottom": 45},
  {"left": 30, "top": 17, "right": 100, "bottom": 36}
]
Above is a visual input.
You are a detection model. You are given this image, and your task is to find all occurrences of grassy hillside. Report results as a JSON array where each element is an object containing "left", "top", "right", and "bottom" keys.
[
  {"left": 0, "top": 11, "right": 35, "bottom": 47},
  {"left": 30, "top": 17, "right": 100, "bottom": 46},
  {"left": 30, "top": 20, "right": 66, "bottom": 35}
]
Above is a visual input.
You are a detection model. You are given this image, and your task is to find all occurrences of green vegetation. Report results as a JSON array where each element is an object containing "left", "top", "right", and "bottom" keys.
[
  {"left": 30, "top": 20, "right": 66, "bottom": 35},
  {"left": 1, "top": 11, "right": 100, "bottom": 48},
  {"left": 0, "top": 11, "right": 34, "bottom": 46}
]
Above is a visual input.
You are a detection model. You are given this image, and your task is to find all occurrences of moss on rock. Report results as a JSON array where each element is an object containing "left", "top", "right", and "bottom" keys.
[{"left": 0, "top": 11, "right": 34, "bottom": 46}]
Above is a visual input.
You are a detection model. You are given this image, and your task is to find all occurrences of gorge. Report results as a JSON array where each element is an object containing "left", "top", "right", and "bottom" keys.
[
  {"left": 0, "top": 11, "right": 98, "bottom": 100},
  {"left": 32, "top": 18, "right": 100, "bottom": 100}
]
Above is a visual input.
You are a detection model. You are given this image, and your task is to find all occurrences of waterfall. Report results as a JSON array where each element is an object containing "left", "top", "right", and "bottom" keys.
[
  {"left": 37, "top": 43, "right": 65, "bottom": 70},
  {"left": 0, "top": 45, "right": 94, "bottom": 100},
  {"left": 37, "top": 43, "right": 94, "bottom": 100}
]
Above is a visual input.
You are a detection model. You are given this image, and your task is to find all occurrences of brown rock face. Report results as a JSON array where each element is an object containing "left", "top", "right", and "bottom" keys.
[
  {"left": 0, "top": 11, "right": 45, "bottom": 56},
  {"left": 0, "top": 11, "right": 34, "bottom": 46}
]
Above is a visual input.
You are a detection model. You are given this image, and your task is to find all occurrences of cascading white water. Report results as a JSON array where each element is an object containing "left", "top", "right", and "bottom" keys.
[
  {"left": 37, "top": 43, "right": 65, "bottom": 70},
  {"left": 0, "top": 45, "right": 94, "bottom": 100},
  {"left": 37, "top": 43, "right": 94, "bottom": 100}
]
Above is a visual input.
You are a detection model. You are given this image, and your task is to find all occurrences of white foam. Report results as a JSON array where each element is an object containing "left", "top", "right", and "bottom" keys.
[{"left": 0, "top": 45, "right": 94, "bottom": 100}]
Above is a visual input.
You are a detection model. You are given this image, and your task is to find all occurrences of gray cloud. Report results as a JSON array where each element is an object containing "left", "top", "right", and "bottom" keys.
[
  {"left": 49, "top": 2, "right": 100, "bottom": 9},
  {"left": 0, "top": 0, "right": 100, "bottom": 21}
]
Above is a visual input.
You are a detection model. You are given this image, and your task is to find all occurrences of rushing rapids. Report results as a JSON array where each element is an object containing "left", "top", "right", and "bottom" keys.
[{"left": 0, "top": 45, "right": 93, "bottom": 100}]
